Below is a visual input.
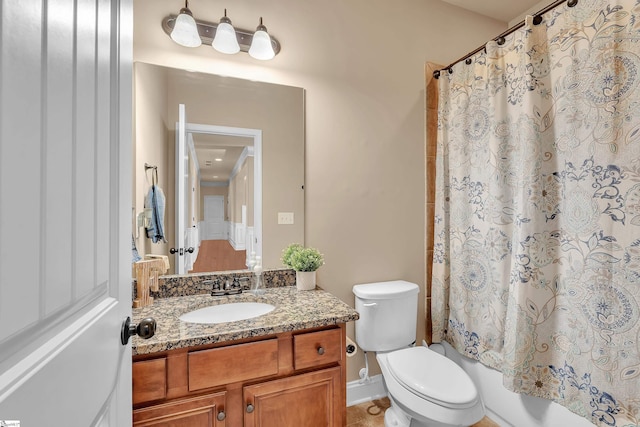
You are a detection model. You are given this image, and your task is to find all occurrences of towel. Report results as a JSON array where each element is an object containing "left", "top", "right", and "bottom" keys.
[
  {"left": 144, "top": 184, "right": 167, "bottom": 243},
  {"left": 132, "top": 234, "right": 142, "bottom": 263}
]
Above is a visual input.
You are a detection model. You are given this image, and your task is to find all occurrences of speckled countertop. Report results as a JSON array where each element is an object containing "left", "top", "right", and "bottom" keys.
[{"left": 132, "top": 286, "right": 360, "bottom": 356}]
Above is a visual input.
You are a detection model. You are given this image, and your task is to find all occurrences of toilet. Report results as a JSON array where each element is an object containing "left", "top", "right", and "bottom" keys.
[{"left": 353, "top": 280, "right": 485, "bottom": 427}]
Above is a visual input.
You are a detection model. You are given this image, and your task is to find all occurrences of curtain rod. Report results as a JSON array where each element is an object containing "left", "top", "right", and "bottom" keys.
[{"left": 434, "top": 0, "right": 577, "bottom": 78}]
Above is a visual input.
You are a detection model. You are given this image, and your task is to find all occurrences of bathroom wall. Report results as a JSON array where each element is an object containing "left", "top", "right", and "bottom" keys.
[
  {"left": 133, "top": 0, "right": 507, "bottom": 382},
  {"left": 509, "top": 0, "right": 556, "bottom": 25},
  {"left": 133, "top": 63, "right": 170, "bottom": 261}
]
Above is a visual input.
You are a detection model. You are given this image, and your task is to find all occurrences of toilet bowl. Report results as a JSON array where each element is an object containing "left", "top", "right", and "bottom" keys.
[
  {"left": 377, "top": 346, "right": 484, "bottom": 426},
  {"left": 352, "top": 280, "right": 485, "bottom": 427}
]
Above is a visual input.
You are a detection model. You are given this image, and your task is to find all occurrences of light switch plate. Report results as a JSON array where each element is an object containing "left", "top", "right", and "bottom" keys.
[{"left": 278, "top": 212, "right": 294, "bottom": 225}]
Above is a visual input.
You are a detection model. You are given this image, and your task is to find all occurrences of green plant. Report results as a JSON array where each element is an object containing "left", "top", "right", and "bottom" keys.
[
  {"left": 281, "top": 244, "right": 324, "bottom": 272},
  {"left": 281, "top": 243, "right": 303, "bottom": 268}
]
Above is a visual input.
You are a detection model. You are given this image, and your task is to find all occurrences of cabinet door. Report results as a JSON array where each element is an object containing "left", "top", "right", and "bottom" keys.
[
  {"left": 133, "top": 392, "right": 227, "bottom": 427},
  {"left": 243, "top": 367, "right": 342, "bottom": 427}
]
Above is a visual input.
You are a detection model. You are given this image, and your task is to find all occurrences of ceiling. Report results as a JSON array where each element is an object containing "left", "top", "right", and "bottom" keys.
[
  {"left": 192, "top": 133, "right": 252, "bottom": 183},
  {"left": 440, "top": 0, "right": 550, "bottom": 23}
]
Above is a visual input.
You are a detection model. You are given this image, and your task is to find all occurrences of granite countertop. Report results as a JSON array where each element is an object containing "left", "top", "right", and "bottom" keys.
[{"left": 131, "top": 286, "right": 360, "bottom": 356}]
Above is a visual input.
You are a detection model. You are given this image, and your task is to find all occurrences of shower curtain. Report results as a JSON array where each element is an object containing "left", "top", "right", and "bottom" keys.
[{"left": 432, "top": 1, "right": 640, "bottom": 425}]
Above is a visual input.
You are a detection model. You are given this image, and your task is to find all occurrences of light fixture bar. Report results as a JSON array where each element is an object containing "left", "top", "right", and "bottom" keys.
[{"left": 162, "top": 15, "right": 281, "bottom": 56}]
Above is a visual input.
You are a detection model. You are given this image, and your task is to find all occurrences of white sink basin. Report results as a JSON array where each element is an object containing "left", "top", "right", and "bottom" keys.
[{"left": 179, "top": 302, "right": 275, "bottom": 324}]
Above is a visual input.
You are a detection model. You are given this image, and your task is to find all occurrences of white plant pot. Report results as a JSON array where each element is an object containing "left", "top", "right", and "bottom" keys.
[{"left": 296, "top": 271, "right": 316, "bottom": 291}]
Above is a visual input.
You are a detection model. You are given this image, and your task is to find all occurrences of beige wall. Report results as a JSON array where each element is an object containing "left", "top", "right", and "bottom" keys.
[
  {"left": 509, "top": 0, "right": 554, "bottom": 25},
  {"left": 229, "top": 158, "right": 253, "bottom": 225},
  {"left": 133, "top": 63, "right": 170, "bottom": 262},
  {"left": 133, "top": 0, "right": 506, "bottom": 382}
]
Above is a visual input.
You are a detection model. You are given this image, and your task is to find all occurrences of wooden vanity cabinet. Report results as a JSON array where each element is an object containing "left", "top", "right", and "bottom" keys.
[
  {"left": 133, "top": 392, "right": 227, "bottom": 426},
  {"left": 243, "top": 367, "right": 342, "bottom": 427},
  {"left": 132, "top": 324, "right": 347, "bottom": 427}
]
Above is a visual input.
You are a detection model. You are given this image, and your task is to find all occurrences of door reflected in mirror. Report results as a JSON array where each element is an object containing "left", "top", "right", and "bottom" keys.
[{"left": 133, "top": 62, "right": 305, "bottom": 274}]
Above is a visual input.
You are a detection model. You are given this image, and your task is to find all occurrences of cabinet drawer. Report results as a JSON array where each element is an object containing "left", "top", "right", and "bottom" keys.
[
  {"left": 293, "top": 329, "right": 342, "bottom": 370},
  {"left": 133, "top": 358, "right": 167, "bottom": 405},
  {"left": 189, "top": 339, "right": 279, "bottom": 391}
]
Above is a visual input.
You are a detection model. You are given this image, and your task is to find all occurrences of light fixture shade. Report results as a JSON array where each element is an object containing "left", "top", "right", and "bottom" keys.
[
  {"left": 171, "top": 8, "right": 201, "bottom": 47},
  {"left": 212, "top": 13, "right": 240, "bottom": 54},
  {"left": 248, "top": 19, "right": 275, "bottom": 60}
]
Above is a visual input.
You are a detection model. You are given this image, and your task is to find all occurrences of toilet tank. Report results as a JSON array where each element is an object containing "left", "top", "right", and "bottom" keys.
[{"left": 352, "top": 280, "right": 419, "bottom": 352}]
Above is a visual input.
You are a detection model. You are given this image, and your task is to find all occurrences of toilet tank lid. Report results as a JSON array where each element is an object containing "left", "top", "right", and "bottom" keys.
[{"left": 353, "top": 280, "right": 419, "bottom": 299}]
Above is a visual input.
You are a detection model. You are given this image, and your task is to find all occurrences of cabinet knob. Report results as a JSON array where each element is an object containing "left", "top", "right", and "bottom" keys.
[
  {"left": 246, "top": 403, "right": 254, "bottom": 413},
  {"left": 317, "top": 346, "right": 325, "bottom": 355},
  {"left": 217, "top": 411, "right": 226, "bottom": 421}
]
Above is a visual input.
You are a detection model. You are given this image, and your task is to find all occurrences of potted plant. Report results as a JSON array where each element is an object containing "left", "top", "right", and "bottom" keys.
[{"left": 282, "top": 243, "right": 324, "bottom": 290}]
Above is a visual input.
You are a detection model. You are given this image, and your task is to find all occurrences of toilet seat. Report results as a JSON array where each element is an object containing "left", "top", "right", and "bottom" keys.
[{"left": 386, "top": 346, "right": 478, "bottom": 409}]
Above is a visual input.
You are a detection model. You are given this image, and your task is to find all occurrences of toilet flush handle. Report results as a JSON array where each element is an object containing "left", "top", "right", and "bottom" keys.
[{"left": 362, "top": 302, "right": 377, "bottom": 307}]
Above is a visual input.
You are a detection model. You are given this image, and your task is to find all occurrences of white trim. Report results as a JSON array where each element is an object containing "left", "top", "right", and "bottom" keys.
[
  {"left": 346, "top": 374, "right": 387, "bottom": 407},
  {"left": 229, "top": 146, "right": 252, "bottom": 182},
  {"left": 229, "top": 221, "right": 247, "bottom": 250}
]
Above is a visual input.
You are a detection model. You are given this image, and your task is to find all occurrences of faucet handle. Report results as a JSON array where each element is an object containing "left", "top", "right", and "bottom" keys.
[
  {"left": 225, "top": 277, "right": 244, "bottom": 295},
  {"left": 206, "top": 278, "right": 227, "bottom": 296}
]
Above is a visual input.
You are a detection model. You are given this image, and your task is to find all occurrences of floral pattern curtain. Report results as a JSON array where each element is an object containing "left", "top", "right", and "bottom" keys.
[{"left": 432, "top": 1, "right": 640, "bottom": 425}]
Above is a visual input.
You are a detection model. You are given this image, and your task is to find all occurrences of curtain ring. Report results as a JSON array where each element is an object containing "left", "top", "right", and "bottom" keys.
[
  {"left": 465, "top": 58, "right": 472, "bottom": 65},
  {"left": 496, "top": 36, "right": 506, "bottom": 46},
  {"left": 568, "top": 0, "right": 578, "bottom": 7},
  {"left": 433, "top": 70, "right": 441, "bottom": 79},
  {"left": 533, "top": 15, "right": 543, "bottom": 25},
  {"left": 448, "top": 67, "right": 453, "bottom": 74}
]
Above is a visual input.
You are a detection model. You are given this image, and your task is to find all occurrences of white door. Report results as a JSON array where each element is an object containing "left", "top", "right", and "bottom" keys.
[
  {"left": 175, "top": 104, "right": 189, "bottom": 274},
  {"left": 0, "top": 1, "right": 133, "bottom": 426},
  {"left": 204, "top": 195, "right": 226, "bottom": 240}
]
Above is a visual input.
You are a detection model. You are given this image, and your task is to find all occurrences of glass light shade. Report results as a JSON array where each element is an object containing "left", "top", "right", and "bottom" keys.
[
  {"left": 170, "top": 12, "right": 201, "bottom": 47},
  {"left": 248, "top": 30, "right": 275, "bottom": 60},
  {"left": 212, "top": 22, "right": 240, "bottom": 54}
]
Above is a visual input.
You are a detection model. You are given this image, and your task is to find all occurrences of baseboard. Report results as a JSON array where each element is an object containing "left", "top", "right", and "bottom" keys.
[{"left": 346, "top": 374, "right": 387, "bottom": 407}]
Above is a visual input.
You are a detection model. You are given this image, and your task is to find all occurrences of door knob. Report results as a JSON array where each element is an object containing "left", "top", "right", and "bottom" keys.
[
  {"left": 317, "top": 346, "right": 325, "bottom": 355},
  {"left": 217, "top": 411, "right": 226, "bottom": 421},
  {"left": 246, "top": 403, "right": 254, "bottom": 413},
  {"left": 121, "top": 316, "right": 156, "bottom": 345}
]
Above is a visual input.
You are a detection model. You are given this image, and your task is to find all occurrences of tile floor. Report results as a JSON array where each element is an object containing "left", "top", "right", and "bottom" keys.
[{"left": 346, "top": 398, "right": 499, "bottom": 427}]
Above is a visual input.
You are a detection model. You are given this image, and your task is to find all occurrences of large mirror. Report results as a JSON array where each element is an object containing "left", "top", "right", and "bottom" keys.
[{"left": 133, "top": 62, "right": 305, "bottom": 274}]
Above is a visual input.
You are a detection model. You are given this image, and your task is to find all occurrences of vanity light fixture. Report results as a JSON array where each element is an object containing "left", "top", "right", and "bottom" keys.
[
  {"left": 170, "top": 0, "right": 201, "bottom": 48},
  {"left": 248, "top": 18, "right": 275, "bottom": 60},
  {"left": 211, "top": 9, "right": 240, "bottom": 54},
  {"left": 162, "top": 8, "right": 281, "bottom": 59}
]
